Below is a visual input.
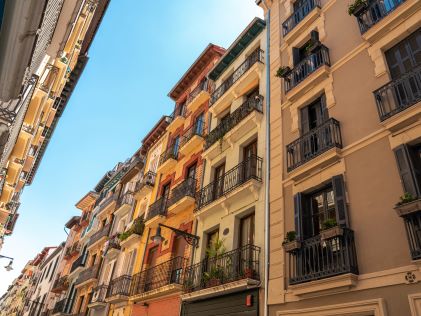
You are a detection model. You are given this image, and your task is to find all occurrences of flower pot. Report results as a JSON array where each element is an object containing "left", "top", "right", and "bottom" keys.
[
  {"left": 394, "top": 199, "right": 421, "bottom": 217},
  {"left": 351, "top": 2, "right": 368, "bottom": 16},
  {"left": 244, "top": 268, "right": 254, "bottom": 279},
  {"left": 207, "top": 278, "right": 221, "bottom": 287},
  {"left": 320, "top": 226, "right": 343, "bottom": 241},
  {"left": 277, "top": 67, "right": 291, "bottom": 79},
  {"left": 282, "top": 240, "right": 301, "bottom": 253}
]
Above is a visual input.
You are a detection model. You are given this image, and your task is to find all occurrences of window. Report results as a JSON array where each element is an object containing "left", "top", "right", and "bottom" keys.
[
  {"left": 240, "top": 213, "right": 255, "bottom": 247},
  {"left": 173, "top": 136, "right": 180, "bottom": 156},
  {"left": 213, "top": 163, "right": 226, "bottom": 199},
  {"left": 394, "top": 143, "right": 421, "bottom": 197},
  {"left": 300, "top": 96, "right": 328, "bottom": 134},
  {"left": 206, "top": 229, "right": 220, "bottom": 252},
  {"left": 195, "top": 112, "right": 205, "bottom": 134},
  {"left": 292, "top": 30, "right": 320, "bottom": 66},
  {"left": 187, "top": 163, "right": 197, "bottom": 180},
  {"left": 49, "top": 256, "right": 60, "bottom": 282},
  {"left": 294, "top": 175, "right": 348, "bottom": 240},
  {"left": 161, "top": 183, "right": 171, "bottom": 198}
]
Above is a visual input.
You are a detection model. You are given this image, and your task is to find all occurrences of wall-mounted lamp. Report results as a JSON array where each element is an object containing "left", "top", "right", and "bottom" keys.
[{"left": 151, "top": 224, "right": 199, "bottom": 248}]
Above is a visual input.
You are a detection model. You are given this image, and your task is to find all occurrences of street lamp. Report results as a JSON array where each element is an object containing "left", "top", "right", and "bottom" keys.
[
  {"left": 151, "top": 224, "right": 199, "bottom": 248},
  {"left": 0, "top": 255, "right": 14, "bottom": 271}
]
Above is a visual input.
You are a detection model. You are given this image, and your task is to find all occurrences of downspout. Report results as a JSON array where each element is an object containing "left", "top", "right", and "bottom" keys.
[{"left": 259, "top": 1, "right": 271, "bottom": 316}]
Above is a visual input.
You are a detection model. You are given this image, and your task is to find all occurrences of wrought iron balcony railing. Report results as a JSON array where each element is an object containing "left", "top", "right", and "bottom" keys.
[
  {"left": 75, "top": 264, "right": 100, "bottom": 285},
  {"left": 51, "top": 276, "right": 69, "bottom": 293},
  {"left": 282, "top": 0, "right": 321, "bottom": 36},
  {"left": 402, "top": 211, "right": 421, "bottom": 260},
  {"left": 52, "top": 298, "right": 66, "bottom": 314},
  {"left": 210, "top": 48, "right": 264, "bottom": 105},
  {"left": 180, "top": 120, "right": 205, "bottom": 149},
  {"left": 374, "top": 67, "right": 421, "bottom": 121},
  {"left": 284, "top": 45, "right": 330, "bottom": 92},
  {"left": 187, "top": 80, "right": 211, "bottom": 105},
  {"left": 287, "top": 228, "right": 358, "bottom": 285},
  {"left": 159, "top": 143, "right": 179, "bottom": 167},
  {"left": 184, "top": 244, "right": 260, "bottom": 292},
  {"left": 88, "top": 223, "right": 111, "bottom": 247},
  {"left": 117, "top": 192, "right": 135, "bottom": 209},
  {"left": 107, "top": 275, "right": 132, "bottom": 298},
  {"left": 145, "top": 195, "right": 168, "bottom": 221},
  {"left": 91, "top": 285, "right": 108, "bottom": 304},
  {"left": 96, "top": 193, "right": 117, "bottom": 213},
  {"left": 131, "top": 256, "right": 187, "bottom": 296},
  {"left": 70, "top": 255, "right": 86, "bottom": 273},
  {"left": 205, "top": 95, "right": 263, "bottom": 149},
  {"left": 355, "top": 0, "right": 405, "bottom": 34},
  {"left": 286, "top": 118, "right": 342, "bottom": 171},
  {"left": 196, "top": 155, "right": 263, "bottom": 210},
  {"left": 167, "top": 177, "right": 197, "bottom": 208},
  {"left": 135, "top": 171, "right": 156, "bottom": 192}
]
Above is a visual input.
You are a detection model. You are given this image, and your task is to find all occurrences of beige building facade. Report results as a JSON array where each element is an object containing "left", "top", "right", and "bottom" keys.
[{"left": 257, "top": 0, "right": 421, "bottom": 315}]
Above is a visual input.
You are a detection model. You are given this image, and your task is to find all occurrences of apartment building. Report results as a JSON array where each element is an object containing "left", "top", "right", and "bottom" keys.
[
  {"left": 256, "top": 0, "right": 421, "bottom": 315},
  {"left": 179, "top": 18, "right": 267, "bottom": 316},
  {"left": 0, "top": 0, "right": 110, "bottom": 247}
]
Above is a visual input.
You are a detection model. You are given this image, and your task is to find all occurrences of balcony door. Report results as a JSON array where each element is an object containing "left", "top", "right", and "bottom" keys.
[
  {"left": 243, "top": 140, "right": 258, "bottom": 180},
  {"left": 145, "top": 246, "right": 159, "bottom": 292},
  {"left": 171, "top": 235, "right": 187, "bottom": 284},
  {"left": 213, "top": 163, "right": 225, "bottom": 200},
  {"left": 195, "top": 113, "right": 205, "bottom": 135},
  {"left": 173, "top": 136, "right": 180, "bottom": 157},
  {"left": 239, "top": 213, "right": 255, "bottom": 279}
]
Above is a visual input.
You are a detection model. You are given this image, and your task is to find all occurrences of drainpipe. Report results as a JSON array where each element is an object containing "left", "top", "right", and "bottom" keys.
[{"left": 258, "top": 1, "right": 271, "bottom": 316}]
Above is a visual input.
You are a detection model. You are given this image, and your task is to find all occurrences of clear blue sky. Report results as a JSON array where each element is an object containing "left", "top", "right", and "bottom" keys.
[{"left": 0, "top": 1, "right": 263, "bottom": 295}]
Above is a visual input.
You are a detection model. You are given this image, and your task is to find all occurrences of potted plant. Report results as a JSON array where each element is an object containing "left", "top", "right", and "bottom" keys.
[
  {"left": 394, "top": 193, "right": 421, "bottom": 216},
  {"left": 244, "top": 267, "right": 255, "bottom": 278},
  {"left": 348, "top": 0, "right": 368, "bottom": 16},
  {"left": 203, "top": 265, "right": 225, "bottom": 287},
  {"left": 320, "top": 218, "right": 343, "bottom": 241},
  {"left": 282, "top": 231, "right": 301, "bottom": 253},
  {"left": 203, "top": 239, "right": 226, "bottom": 287},
  {"left": 275, "top": 66, "right": 292, "bottom": 79}
]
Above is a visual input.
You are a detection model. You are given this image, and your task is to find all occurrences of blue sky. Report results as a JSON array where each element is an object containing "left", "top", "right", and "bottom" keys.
[{"left": 0, "top": 1, "right": 263, "bottom": 295}]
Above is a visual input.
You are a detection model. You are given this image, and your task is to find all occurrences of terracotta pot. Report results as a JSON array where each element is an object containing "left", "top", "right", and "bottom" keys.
[
  {"left": 394, "top": 199, "right": 421, "bottom": 217},
  {"left": 320, "top": 226, "right": 344, "bottom": 241},
  {"left": 244, "top": 268, "right": 254, "bottom": 278}
]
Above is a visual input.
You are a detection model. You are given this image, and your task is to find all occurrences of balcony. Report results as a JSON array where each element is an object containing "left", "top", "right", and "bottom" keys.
[
  {"left": 187, "top": 80, "right": 211, "bottom": 112},
  {"left": 106, "top": 275, "right": 132, "bottom": 303},
  {"left": 286, "top": 118, "right": 342, "bottom": 175},
  {"left": 89, "top": 285, "right": 108, "bottom": 309},
  {"left": 70, "top": 255, "right": 86, "bottom": 274},
  {"left": 135, "top": 171, "right": 156, "bottom": 197},
  {"left": 287, "top": 228, "right": 358, "bottom": 287},
  {"left": 64, "top": 242, "right": 80, "bottom": 259},
  {"left": 168, "top": 106, "right": 187, "bottom": 133},
  {"left": 209, "top": 48, "right": 264, "bottom": 115},
  {"left": 51, "top": 276, "right": 69, "bottom": 294},
  {"left": 204, "top": 95, "right": 263, "bottom": 160},
  {"left": 95, "top": 194, "right": 117, "bottom": 218},
  {"left": 131, "top": 257, "right": 187, "bottom": 301},
  {"left": 52, "top": 298, "right": 67, "bottom": 314},
  {"left": 116, "top": 192, "right": 135, "bottom": 216},
  {"left": 88, "top": 223, "right": 111, "bottom": 249},
  {"left": 179, "top": 121, "right": 205, "bottom": 156},
  {"left": 374, "top": 67, "right": 421, "bottom": 127},
  {"left": 158, "top": 144, "right": 178, "bottom": 174},
  {"left": 394, "top": 199, "right": 421, "bottom": 260},
  {"left": 4, "top": 213, "right": 19, "bottom": 235},
  {"left": 75, "top": 264, "right": 100, "bottom": 287},
  {"left": 282, "top": 0, "right": 321, "bottom": 42},
  {"left": 167, "top": 178, "right": 197, "bottom": 214},
  {"left": 196, "top": 155, "right": 263, "bottom": 213},
  {"left": 354, "top": 0, "right": 406, "bottom": 34},
  {"left": 183, "top": 245, "right": 260, "bottom": 297},
  {"left": 145, "top": 196, "right": 168, "bottom": 228}
]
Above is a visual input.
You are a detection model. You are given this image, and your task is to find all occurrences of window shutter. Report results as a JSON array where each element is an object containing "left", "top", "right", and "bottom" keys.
[
  {"left": 294, "top": 193, "right": 303, "bottom": 240},
  {"left": 127, "top": 250, "right": 137, "bottom": 275},
  {"left": 320, "top": 94, "right": 329, "bottom": 122},
  {"left": 394, "top": 144, "right": 420, "bottom": 197},
  {"left": 292, "top": 48, "right": 301, "bottom": 66},
  {"left": 332, "top": 175, "right": 349, "bottom": 227},
  {"left": 300, "top": 107, "right": 309, "bottom": 134}
]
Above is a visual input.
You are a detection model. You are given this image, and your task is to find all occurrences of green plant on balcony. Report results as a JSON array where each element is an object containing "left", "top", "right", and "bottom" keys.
[
  {"left": 203, "top": 265, "right": 225, "bottom": 287},
  {"left": 348, "top": 0, "right": 368, "bottom": 16},
  {"left": 320, "top": 218, "right": 344, "bottom": 241},
  {"left": 118, "top": 217, "right": 145, "bottom": 241},
  {"left": 283, "top": 231, "right": 297, "bottom": 243},
  {"left": 321, "top": 218, "right": 337, "bottom": 230},
  {"left": 282, "top": 231, "right": 301, "bottom": 253},
  {"left": 396, "top": 192, "right": 417, "bottom": 206},
  {"left": 202, "top": 239, "right": 227, "bottom": 287},
  {"left": 275, "top": 66, "right": 291, "bottom": 79}
]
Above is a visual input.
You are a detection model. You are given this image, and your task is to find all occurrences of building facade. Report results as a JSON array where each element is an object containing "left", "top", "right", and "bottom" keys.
[{"left": 257, "top": 0, "right": 421, "bottom": 315}]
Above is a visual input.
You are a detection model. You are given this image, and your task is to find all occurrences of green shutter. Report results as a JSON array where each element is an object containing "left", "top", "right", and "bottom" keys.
[{"left": 332, "top": 175, "right": 349, "bottom": 227}]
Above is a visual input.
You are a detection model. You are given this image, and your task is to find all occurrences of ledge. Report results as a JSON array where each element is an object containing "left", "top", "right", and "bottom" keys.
[
  {"left": 381, "top": 100, "right": 421, "bottom": 133},
  {"left": 288, "top": 273, "right": 358, "bottom": 298},
  {"left": 181, "top": 278, "right": 260, "bottom": 302},
  {"left": 119, "top": 233, "right": 142, "bottom": 249},
  {"left": 145, "top": 214, "right": 166, "bottom": 229},
  {"left": 168, "top": 196, "right": 195, "bottom": 215},
  {"left": 130, "top": 283, "right": 182, "bottom": 302},
  {"left": 283, "top": 7, "right": 321, "bottom": 45}
]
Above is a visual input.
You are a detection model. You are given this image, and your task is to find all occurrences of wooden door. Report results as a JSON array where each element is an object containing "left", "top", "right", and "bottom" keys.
[
  {"left": 144, "top": 246, "right": 159, "bottom": 291},
  {"left": 171, "top": 236, "right": 187, "bottom": 284},
  {"left": 213, "top": 163, "right": 225, "bottom": 199},
  {"left": 243, "top": 140, "right": 258, "bottom": 180}
]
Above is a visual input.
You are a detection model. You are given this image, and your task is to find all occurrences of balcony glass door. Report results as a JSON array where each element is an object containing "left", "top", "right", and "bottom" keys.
[
  {"left": 171, "top": 236, "right": 187, "bottom": 283},
  {"left": 213, "top": 163, "right": 225, "bottom": 199},
  {"left": 243, "top": 140, "right": 258, "bottom": 180},
  {"left": 145, "top": 246, "right": 159, "bottom": 291}
]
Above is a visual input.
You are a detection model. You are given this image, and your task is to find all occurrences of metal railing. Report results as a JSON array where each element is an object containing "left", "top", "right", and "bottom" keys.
[
  {"left": 145, "top": 195, "right": 168, "bottom": 221},
  {"left": 117, "top": 192, "right": 135, "bottom": 209},
  {"left": 282, "top": 0, "right": 321, "bottom": 36},
  {"left": 205, "top": 95, "right": 263, "bottom": 149},
  {"left": 75, "top": 264, "right": 100, "bottom": 285},
  {"left": 159, "top": 143, "right": 179, "bottom": 167},
  {"left": 210, "top": 48, "right": 264, "bottom": 105},
  {"left": 51, "top": 276, "right": 68, "bottom": 293},
  {"left": 107, "top": 275, "right": 132, "bottom": 298},
  {"left": 135, "top": 171, "right": 156, "bottom": 192},
  {"left": 52, "top": 298, "right": 66, "bottom": 314},
  {"left": 288, "top": 228, "right": 358, "bottom": 285},
  {"left": 131, "top": 257, "right": 187, "bottom": 295},
  {"left": 196, "top": 155, "right": 263, "bottom": 210},
  {"left": 355, "top": 0, "right": 405, "bottom": 34},
  {"left": 187, "top": 80, "right": 210, "bottom": 105},
  {"left": 170, "top": 105, "right": 187, "bottom": 122},
  {"left": 374, "top": 67, "right": 421, "bottom": 121},
  {"left": 70, "top": 255, "right": 86, "bottom": 273},
  {"left": 96, "top": 193, "right": 117, "bottom": 213},
  {"left": 284, "top": 45, "right": 330, "bottom": 92},
  {"left": 184, "top": 244, "right": 260, "bottom": 292},
  {"left": 167, "top": 177, "right": 197, "bottom": 208},
  {"left": 286, "top": 118, "right": 342, "bottom": 171},
  {"left": 402, "top": 211, "right": 421, "bottom": 260},
  {"left": 180, "top": 120, "right": 205, "bottom": 149},
  {"left": 91, "top": 285, "right": 108, "bottom": 304},
  {"left": 88, "top": 223, "right": 111, "bottom": 247}
]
